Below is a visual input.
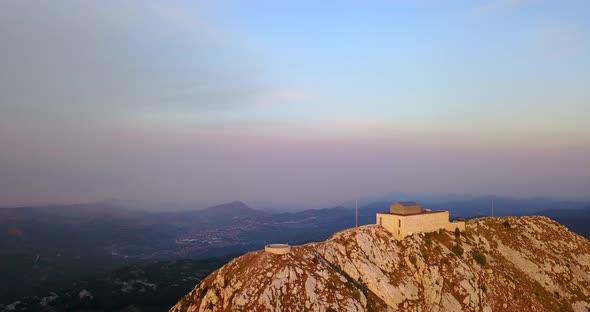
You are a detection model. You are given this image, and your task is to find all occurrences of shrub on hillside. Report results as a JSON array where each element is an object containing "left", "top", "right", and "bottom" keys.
[
  {"left": 197, "top": 286, "right": 209, "bottom": 299},
  {"left": 473, "top": 251, "right": 487, "bottom": 265},
  {"left": 502, "top": 221, "right": 511, "bottom": 229},
  {"left": 452, "top": 244, "right": 464, "bottom": 256},
  {"left": 424, "top": 233, "right": 432, "bottom": 245},
  {"left": 352, "top": 289, "right": 361, "bottom": 300}
]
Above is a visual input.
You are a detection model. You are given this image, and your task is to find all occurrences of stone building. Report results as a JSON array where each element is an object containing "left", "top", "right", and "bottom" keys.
[{"left": 376, "top": 201, "right": 465, "bottom": 240}]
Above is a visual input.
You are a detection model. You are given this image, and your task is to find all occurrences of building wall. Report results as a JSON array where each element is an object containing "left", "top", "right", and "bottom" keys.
[
  {"left": 377, "top": 213, "right": 405, "bottom": 239},
  {"left": 377, "top": 211, "right": 465, "bottom": 240}
]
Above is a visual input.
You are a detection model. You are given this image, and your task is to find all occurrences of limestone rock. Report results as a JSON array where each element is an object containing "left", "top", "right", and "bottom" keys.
[{"left": 170, "top": 216, "right": 590, "bottom": 312}]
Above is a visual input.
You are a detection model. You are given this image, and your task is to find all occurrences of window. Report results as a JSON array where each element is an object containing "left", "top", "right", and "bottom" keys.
[{"left": 398, "top": 219, "right": 401, "bottom": 227}]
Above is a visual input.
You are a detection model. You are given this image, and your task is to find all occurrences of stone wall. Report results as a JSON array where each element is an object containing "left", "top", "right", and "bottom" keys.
[
  {"left": 377, "top": 211, "right": 465, "bottom": 240},
  {"left": 264, "top": 244, "right": 291, "bottom": 255}
]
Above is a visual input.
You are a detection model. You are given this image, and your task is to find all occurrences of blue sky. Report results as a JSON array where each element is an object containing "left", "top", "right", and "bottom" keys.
[
  {"left": 213, "top": 1, "right": 589, "bottom": 121},
  {"left": 0, "top": 1, "right": 588, "bottom": 208}
]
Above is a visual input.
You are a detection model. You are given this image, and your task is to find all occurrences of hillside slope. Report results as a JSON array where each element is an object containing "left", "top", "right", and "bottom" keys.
[{"left": 170, "top": 216, "right": 590, "bottom": 312}]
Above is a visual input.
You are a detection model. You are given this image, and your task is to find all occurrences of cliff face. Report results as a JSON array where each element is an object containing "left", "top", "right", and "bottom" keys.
[{"left": 170, "top": 216, "right": 590, "bottom": 312}]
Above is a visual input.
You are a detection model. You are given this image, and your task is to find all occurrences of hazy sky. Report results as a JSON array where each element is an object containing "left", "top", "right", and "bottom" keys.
[{"left": 1, "top": 1, "right": 589, "bottom": 208}]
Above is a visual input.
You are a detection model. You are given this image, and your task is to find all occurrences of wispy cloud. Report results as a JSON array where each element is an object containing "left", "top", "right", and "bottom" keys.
[
  {"left": 0, "top": 1, "right": 270, "bottom": 125},
  {"left": 471, "top": 0, "right": 535, "bottom": 15},
  {"left": 528, "top": 23, "right": 587, "bottom": 59}
]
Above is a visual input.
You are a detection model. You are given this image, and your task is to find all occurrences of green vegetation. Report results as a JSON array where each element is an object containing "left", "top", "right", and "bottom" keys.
[
  {"left": 345, "top": 281, "right": 354, "bottom": 290},
  {"left": 198, "top": 286, "right": 209, "bottom": 299},
  {"left": 409, "top": 255, "right": 417, "bottom": 266},
  {"left": 424, "top": 233, "right": 433, "bottom": 245},
  {"left": 452, "top": 244, "right": 464, "bottom": 256},
  {"left": 0, "top": 257, "right": 231, "bottom": 312},
  {"left": 454, "top": 227, "right": 461, "bottom": 238},
  {"left": 503, "top": 220, "right": 511, "bottom": 229},
  {"left": 473, "top": 251, "right": 487, "bottom": 265},
  {"left": 352, "top": 289, "right": 361, "bottom": 300}
]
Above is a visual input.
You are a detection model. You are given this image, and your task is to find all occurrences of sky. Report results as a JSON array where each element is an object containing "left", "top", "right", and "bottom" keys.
[{"left": 0, "top": 0, "right": 589, "bottom": 209}]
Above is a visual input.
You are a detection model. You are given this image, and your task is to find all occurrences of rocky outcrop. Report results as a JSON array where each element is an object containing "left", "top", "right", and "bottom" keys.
[{"left": 170, "top": 216, "right": 590, "bottom": 312}]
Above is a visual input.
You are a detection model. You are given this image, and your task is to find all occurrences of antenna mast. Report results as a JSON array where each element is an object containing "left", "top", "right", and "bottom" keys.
[{"left": 355, "top": 200, "right": 359, "bottom": 227}]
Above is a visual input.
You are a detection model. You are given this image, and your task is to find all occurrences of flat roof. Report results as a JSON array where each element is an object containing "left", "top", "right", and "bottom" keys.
[
  {"left": 395, "top": 201, "right": 420, "bottom": 207},
  {"left": 377, "top": 210, "right": 447, "bottom": 216}
]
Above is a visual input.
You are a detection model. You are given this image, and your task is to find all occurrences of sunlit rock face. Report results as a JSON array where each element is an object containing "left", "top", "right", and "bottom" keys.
[{"left": 170, "top": 216, "right": 590, "bottom": 312}]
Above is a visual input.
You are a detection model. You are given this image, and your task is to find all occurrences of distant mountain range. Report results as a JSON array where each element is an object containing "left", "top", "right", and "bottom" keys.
[{"left": 2, "top": 197, "right": 589, "bottom": 258}]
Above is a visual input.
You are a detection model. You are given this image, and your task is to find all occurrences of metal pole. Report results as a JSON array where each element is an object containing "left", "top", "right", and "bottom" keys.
[
  {"left": 492, "top": 199, "right": 494, "bottom": 217},
  {"left": 355, "top": 200, "right": 358, "bottom": 227}
]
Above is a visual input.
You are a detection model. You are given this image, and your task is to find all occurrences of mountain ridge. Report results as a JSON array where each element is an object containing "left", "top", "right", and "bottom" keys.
[{"left": 170, "top": 216, "right": 590, "bottom": 312}]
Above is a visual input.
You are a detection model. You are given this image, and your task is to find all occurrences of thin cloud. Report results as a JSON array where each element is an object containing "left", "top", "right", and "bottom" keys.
[
  {"left": 0, "top": 1, "right": 267, "bottom": 123},
  {"left": 528, "top": 23, "right": 587, "bottom": 59},
  {"left": 470, "top": 0, "right": 534, "bottom": 15}
]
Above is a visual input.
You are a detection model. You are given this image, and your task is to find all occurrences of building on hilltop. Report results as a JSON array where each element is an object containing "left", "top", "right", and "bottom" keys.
[{"left": 377, "top": 202, "right": 465, "bottom": 240}]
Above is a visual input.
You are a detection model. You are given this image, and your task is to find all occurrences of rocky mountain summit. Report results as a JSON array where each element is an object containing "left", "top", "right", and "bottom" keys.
[{"left": 170, "top": 216, "right": 590, "bottom": 312}]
